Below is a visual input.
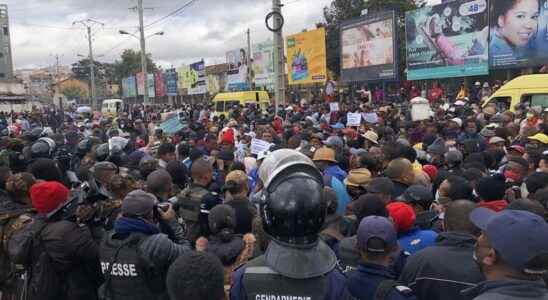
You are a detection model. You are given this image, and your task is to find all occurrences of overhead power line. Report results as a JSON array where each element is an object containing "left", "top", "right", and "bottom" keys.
[{"left": 144, "top": 0, "right": 198, "bottom": 29}]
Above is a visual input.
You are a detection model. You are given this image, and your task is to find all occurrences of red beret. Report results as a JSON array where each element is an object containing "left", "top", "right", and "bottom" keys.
[
  {"left": 386, "top": 202, "right": 416, "bottom": 233},
  {"left": 422, "top": 164, "right": 438, "bottom": 181},
  {"left": 30, "top": 181, "right": 70, "bottom": 215}
]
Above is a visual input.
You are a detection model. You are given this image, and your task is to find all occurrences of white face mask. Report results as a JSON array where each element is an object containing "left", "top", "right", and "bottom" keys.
[{"left": 435, "top": 190, "right": 440, "bottom": 201}]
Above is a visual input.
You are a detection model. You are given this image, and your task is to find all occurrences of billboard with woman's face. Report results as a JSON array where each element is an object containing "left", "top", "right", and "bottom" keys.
[
  {"left": 490, "top": 0, "right": 548, "bottom": 68},
  {"left": 405, "top": 0, "right": 489, "bottom": 80}
]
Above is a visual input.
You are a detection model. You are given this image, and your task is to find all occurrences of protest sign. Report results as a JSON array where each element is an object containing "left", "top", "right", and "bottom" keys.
[
  {"left": 251, "top": 138, "right": 273, "bottom": 155},
  {"left": 347, "top": 113, "right": 362, "bottom": 127},
  {"left": 330, "top": 102, "right": 339, "bottom": 112}
]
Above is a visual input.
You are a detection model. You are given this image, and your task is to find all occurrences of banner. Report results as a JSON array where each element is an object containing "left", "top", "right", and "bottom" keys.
[
  {"left": 490, "top": 0, "right": 548, "bottom": 68},
  {"left": 155, "top": 71, "right": 166, "bottom": 98},
  {"left": 226, "top": 48, "right": 250, "bottom": 91},
  {"left": 188, "top": 60, "right": 208, "bottom": 95},
  {"left": 286, "top": 27, "right": 327, "bottom": 85},
  {"left": 253, "top": 40, "right": 275, "bottom": 90},
  {"left": 127, "top": 76, "right": 136, "bottom": 97},
  {"left": 208, "top": 74, "right": 221, "bottom": 95},
  {"left": 341, "top": 11, "right": 397, "bottom": 82},
  {"left": 122, "top": 77, "right": 130, "bottom": 98},
  {"left": 147, "top": 73, "right": 155, "bottom": 98},
  {"left": 177, "top": 65, "right": 192, "bottom": 92},
  {"left": 405, "top": 0, "right": 489, "bottom": 80},
  {"left": 136, "top": 72, "right": 146, "bottom": 96},
  {"left": 165, "top": 68, "right": 178, "bottom": 96}
]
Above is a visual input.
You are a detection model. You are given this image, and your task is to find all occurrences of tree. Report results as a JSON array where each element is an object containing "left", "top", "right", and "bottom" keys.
[
  {"left": 112, "top": 49, "right": 158, "bottom": 83},
  {"left": 323, "top": 0, "right": 425, "bottom": 80},
  {"left": 71, "top": 59, "right": 116, "bottom": 84}
]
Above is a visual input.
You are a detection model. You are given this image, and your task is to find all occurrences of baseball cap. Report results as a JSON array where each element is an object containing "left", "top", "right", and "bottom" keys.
[
  {"left": 507, "top": 145, "right": 526, "bottom": 155},
  {"left": 470, "top": 208, "right": 548, "bottom": 274},
  {"left": 528, "top": 133, "right": 548, "bottom": 145},
  {"left": 357, "top": 216, "right": 397, "bottom": 253},
  {"left": 323, "top": 135, "right": 344, "bottom": 149},
  {"left": 489, "top": 137, "right": 506, "bottom": 145},
  {"left": 30, "top": 181, "right": 70, "bottom": 215},
  {"left": 122, "top": 190, "right": 158, "bottom": 217},
  {"left": 344, "top": 168, "right": 372, "bottom": 188},
  {"left": 445, "top": 150, "right": 463, "bottom": 164},
  {"left": 366, "top": 177, "right": 394, "bottom": 195},
  {"left": 402, "top": 185, "right": 434, "bottom": 204},
  {"left": 450, "top": 118, "right": 462, "bottom": 128},
  {"left": 386, "top": 202, "right": 416, "bottom": 233}
]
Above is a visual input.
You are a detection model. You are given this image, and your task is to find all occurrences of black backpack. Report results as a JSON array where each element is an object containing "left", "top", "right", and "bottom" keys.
[{"left": 0, "top": 209, "right": 32, "bottom": 291}]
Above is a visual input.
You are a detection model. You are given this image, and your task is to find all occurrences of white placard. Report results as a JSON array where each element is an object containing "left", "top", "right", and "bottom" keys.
[
  {"left": 363, "top": 113, "right": 378, "bottom": 124},
  {"left": 251, "top": 138, "right": 273, "bottom": 155},
  {"left": 346, "top": 113, "right": 362, "bottom": 127},
  {"left": 329, "top": 102, "right": 339, "bottom": 112}
]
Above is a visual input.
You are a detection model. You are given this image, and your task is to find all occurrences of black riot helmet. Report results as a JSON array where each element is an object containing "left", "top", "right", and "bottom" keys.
[
  {"left": 30, "top": 137, "right": 55, "bottom": 159},
  {"left": 95, "top": 143, "right": 109, "bottom": 162},
  {"left": 258, "top": 149, "right": 325, "bottom": 246},
  {"left": 76, "top": 138, "right": 94, "bottom": 157}
]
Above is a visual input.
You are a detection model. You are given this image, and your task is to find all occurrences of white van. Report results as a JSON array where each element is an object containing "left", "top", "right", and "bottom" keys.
[{"left": 101, "top": 99, "right": 123, "bottom": 117}]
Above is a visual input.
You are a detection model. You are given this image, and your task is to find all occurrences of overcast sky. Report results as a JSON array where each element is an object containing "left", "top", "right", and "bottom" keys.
[{"left": 7, "top": 0, "right": 337, "bottom": 70}]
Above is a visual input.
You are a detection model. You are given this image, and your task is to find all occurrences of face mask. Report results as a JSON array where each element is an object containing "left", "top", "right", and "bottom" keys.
[
  {"left": 434, "top": 190, "right": 440, "bottom": 202},
  {"left": 426, "top": 154, "right": 433, "bottom": 163}
]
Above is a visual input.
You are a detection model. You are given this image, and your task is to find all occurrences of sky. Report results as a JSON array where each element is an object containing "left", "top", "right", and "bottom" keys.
[{"left": 7, "top": 0, "right": 335, "bottom": 70}]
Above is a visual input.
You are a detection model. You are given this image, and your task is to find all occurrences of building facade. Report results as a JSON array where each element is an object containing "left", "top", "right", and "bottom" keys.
[{"left": 0, "top": 4, "right": 13, "bottom": 80}]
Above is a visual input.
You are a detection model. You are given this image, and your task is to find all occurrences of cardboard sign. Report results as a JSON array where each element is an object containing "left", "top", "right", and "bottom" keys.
[
  {"left": 160, "top": 116, "right": 184, "bottom": 134},
  {"left": 329, "top": 102, "right": 339, "bottom": 112},
  {"left": 346, "top": 113, "right": 362, "bottom": 127},
  {"left": 251, "top": 138, "right": 273, "bottom": 155},
  {"left": 363, "top": 113, "right": 378, "bottom": 124}
]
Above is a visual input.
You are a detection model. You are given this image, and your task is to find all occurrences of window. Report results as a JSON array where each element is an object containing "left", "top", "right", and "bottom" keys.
[
  {"left": 215, "top": 101, "right": 224, "bottom": 112},
  {"left": 2, "top": 27, "right": 7, "bottom": 36},
  {"left": 491, "top": 96, "right": 511, "bottom": 112},
  {"left": 226, "top": 101, "right": 239, "bottom": 110},
  {"left": 0, "top": 73, "right": 5, "bottom": 78},
  {"left": 531, "top": 94, "right": 548, "bottom": 108}
]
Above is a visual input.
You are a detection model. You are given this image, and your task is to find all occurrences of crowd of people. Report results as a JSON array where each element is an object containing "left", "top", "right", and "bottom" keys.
[{"left": 0, "top": 87, "right": 547, "bottom": 300}]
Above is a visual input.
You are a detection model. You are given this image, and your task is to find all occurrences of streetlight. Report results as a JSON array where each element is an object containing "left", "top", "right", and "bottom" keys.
[{"left": 119, "top": 30, "right": 164, "bottom": 105}]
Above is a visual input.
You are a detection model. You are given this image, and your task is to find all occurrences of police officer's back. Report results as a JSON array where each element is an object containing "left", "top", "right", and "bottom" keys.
[
  {"left": 99, "top": 190, "right": 190, "bottom": 300},
  {"left": 230, "top": 149, "right": 351, "bottom": 300},
  {"left": 347, "top": 216, "right": 415, "bottom": 300}
]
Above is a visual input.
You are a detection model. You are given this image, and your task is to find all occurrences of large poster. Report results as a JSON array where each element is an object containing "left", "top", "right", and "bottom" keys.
[
  {"left": 226, "top": 49, "right": 250, "bottom": 91},
  {"left": 490, "top": 0, "right": 548, "bottom": 68},
  {"left": 136, "top": 72, "right": 146, "bottom": 96},
  {"left": 405, "top": 0, "right": 489, "bottom": 80},
  {"left": 286, "top": 27, "right": 327, "bottom": 85},
  {"left": 341, "top": 11, "right": 397, "bottom": 82},
  {"left": 127, "top": 76, "right": 136, "bottom": 97},
  {"left": 122, "top": 77, "right": 130, "bottom": 98},
  {"left": 188, "top": 60, "right": 208, "bottom": 95},
  {"left": 165, "top": 68, "right": 178, "bottom": 96},
  {"left": 177, "top": 65, "right": 192, "bottom": 92},
  {"left": 253, "top": 40, "right": 274, "bottom": 90},
  {"left": 155, "top": 71, "right": 166, "bottom": 98}
]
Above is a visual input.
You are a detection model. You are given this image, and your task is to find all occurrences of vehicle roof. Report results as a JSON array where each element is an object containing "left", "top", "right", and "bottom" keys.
[
  {"left": 213, "top": 91, "right": 269, "bottom": 101},
  {"left": 102, "top": 99, "right": 123, "bottom": 103},
  {"left": 497, "top": 74, "right": 548, "bottom": 91}
]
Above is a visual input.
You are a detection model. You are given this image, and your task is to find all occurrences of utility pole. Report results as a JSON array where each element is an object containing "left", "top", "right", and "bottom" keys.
[
  {"left": 272, "top": 0, "right": 285, "bottom": 115},
  {"left": 246, "top": 28, "right": 252, "bottom": 90},
  {"left": 74, "top": 19, "right": 103, "bottom": 110},
  {"left": 137, "top": 0, "right": 149, "bottom": 105}
]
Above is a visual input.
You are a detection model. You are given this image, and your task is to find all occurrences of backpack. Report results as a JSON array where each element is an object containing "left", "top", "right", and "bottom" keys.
[
  {"left": 221, "top": 128, "right": 235, "bottom": 145},
  {"left": 375, "top": 280, "right": 414, "bottom": 300},
  {"left": 177, "top": 186, "right": 208, "bottom": 241},
  {"left": 8, "top": 218, "right": 66, "bottom": 300},
  {"left": 0, "top": 209, "right": 32, "bottom": 291}
]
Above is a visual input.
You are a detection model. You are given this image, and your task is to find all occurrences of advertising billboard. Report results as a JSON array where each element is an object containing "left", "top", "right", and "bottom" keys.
[
  {"left": 147, "top": 73, "right": 155, "bottom": 98},
  {"left": 127, "top": 76, "right": 136, "bottom": 97},
  {"left": 188, "top": 60, "right": 208, "bottom": 95},
  {"left": 489, "top": 0, "right": 548, "bottom": 68},
  {"left": 341, "top": 11, "right": 397, "bottom": 82},
  {"left": 136, "top": 72, "right": 145, "bottom": 96},
  {"left": 155, "top": 71, "right": 166, "bottom": 98},
  {"left": 226, "top": 48, "right": 250, "bottom": 91},
  {"left": 253, "top": 40, "right": 275, "bottom": 90},
  {"left": 286, "top": 27, "right": 327, "bottom": 85},
  {"left": 405, "top": 0, "right": 489, "bottom": 80},
  {"left": 165, "top": 68, "right": 178, "bottom": 96},
  {"left": 122, "top": 77, "right": 130, "bottom": 98},
  {"left": 177, "top": 65, "right": 192, "bottom": 92}
]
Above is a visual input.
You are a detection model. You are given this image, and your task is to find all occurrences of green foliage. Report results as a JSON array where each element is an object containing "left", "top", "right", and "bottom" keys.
[
  {"left": 323, "top": 0, "right": 425, "bottom": 80},
  {"left": 71, "top": 59, "right": 115, "bottom": 84},
  {"left": 61, "top": 85, "right": 86, "bottom": 100},
  {"left": 112, "top": 49, "right": 158, "bottom": 83}
]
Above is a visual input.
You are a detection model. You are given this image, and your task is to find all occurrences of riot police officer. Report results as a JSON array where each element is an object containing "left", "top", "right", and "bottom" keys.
[{"left": 230, "top": 149, "right": 352, "bottom": 300}]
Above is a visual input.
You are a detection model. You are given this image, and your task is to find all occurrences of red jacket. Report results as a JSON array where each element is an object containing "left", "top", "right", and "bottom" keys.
[{"left": 479, "top": 200, "right": 508, "bottom": 212}]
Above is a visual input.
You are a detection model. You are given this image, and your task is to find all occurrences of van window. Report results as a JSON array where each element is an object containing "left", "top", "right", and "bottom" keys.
[
  {"left": 491, "top": 96, "right": 511, "bottom": 112},
  {"left": 226, "top": 101, "right": 240, "bottom": 110},
  {"left": 216, "top": 101, "right": 224, "bottom": 112},
  {"left": 531, "top": 94, "right": 548, "bottom": 108}
]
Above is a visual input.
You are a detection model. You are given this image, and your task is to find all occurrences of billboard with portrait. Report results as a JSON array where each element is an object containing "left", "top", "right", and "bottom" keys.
[
  {"left": 165, "top": 69, "right": 178, "bottom": 96},
  {"left": 490, "top": 0, "right": 548, "bottom": 68},
  {"left": 405, "top": 0, "right": 489, "bottom": 80},
  {"left": 286, "top": 27, "right": 327, "bottom": 85},
  {"left": 341, "top": 11, "right": 397, "bottom": 82},
  {"left": 253, "top": 40, "right": 275, "bottom": 90},
  {"left": 226, "top": 48, "right": 250, "bottom": 91},
  {"left": 188, "top": 60, "right": 208, "bottom": 95}
]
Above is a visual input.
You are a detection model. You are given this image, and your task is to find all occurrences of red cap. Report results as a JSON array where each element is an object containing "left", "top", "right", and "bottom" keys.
[
  {"left": 507, "top": 145, "right": 525, "bottom": 155},
  {"left": 30, "top": 181, "right": 70, "bottom": 215},
  {"left": 422, "top": 164, "right": 438, "bottom": 181},
  {"left": 387, "top": 202, "right": 416, "bottom": 233}
]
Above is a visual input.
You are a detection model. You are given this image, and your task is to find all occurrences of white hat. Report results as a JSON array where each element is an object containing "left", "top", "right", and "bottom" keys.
[
  {"left": 475, "top": 81, "right": 481, "bottom": 86},
  {"left": 450, "top": 118, "right": 462, "bottom": 127},
  {"left": 489, "top": 137, "right": 506, "bottom": 144},
  {"left": 483, "top": 82, "right": 490, "bottom": 88},
  {"left": 454, "top": 100, "right": 466, "bottom": 106}
]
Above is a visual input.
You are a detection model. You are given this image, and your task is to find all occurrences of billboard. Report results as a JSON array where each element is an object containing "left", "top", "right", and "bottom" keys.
[
  {"left": 155, "top": 71, "right": 166, "bottom": 98},
  {"left": 341, "top": 12, "right": 397, "bottom": 82},
  {"left": 127, "top": 76, "right": 136, "bottom": 97},
  {"left": 226, "top": 48, "right": 250, "bottom": 91},
  {"left": 489, "top": 0, "right": 548, "bottom": 68},
  {"left": 253, "top": 40, "right": 275, "bottom": 90},
  {"left": 165, "top": 68, "right": 178, "bottom": 96},
  {"left": 405, "top": 0, "right": 489, "bottom": 80},
  {"left": 177, "top": 65, "right": 192, "bottom": 92},
  {"left": 122, "top": 77, "right": 130, "bottom": 98},
  {"left": 188, "top": 60, "right": 208, "bottom": 95},
  {"left": 136, "top": 72, "right": 145, "bottom": 96},
  {"left": 286, "top": 27, "right": 327, "bottom": 85}
]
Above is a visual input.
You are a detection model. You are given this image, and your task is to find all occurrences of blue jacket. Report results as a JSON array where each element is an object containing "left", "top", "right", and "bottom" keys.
[
  {"left": 462, "top": 279, "right": 548, "bottom": 300},
  {"left": 324, "top": 174, "right": 352, "bottom": 215},
  {"left": 398, "top": 227, "right": 438, "bottom": 255},
  {"left": 325, "top": 165, "right": 347, "bottom": 182},
  {"left": 347, "top": 263, "right": 416, "bottom": 300},
  {"left": 230, "top": 264, "right": 351, "bottom": 300}
]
